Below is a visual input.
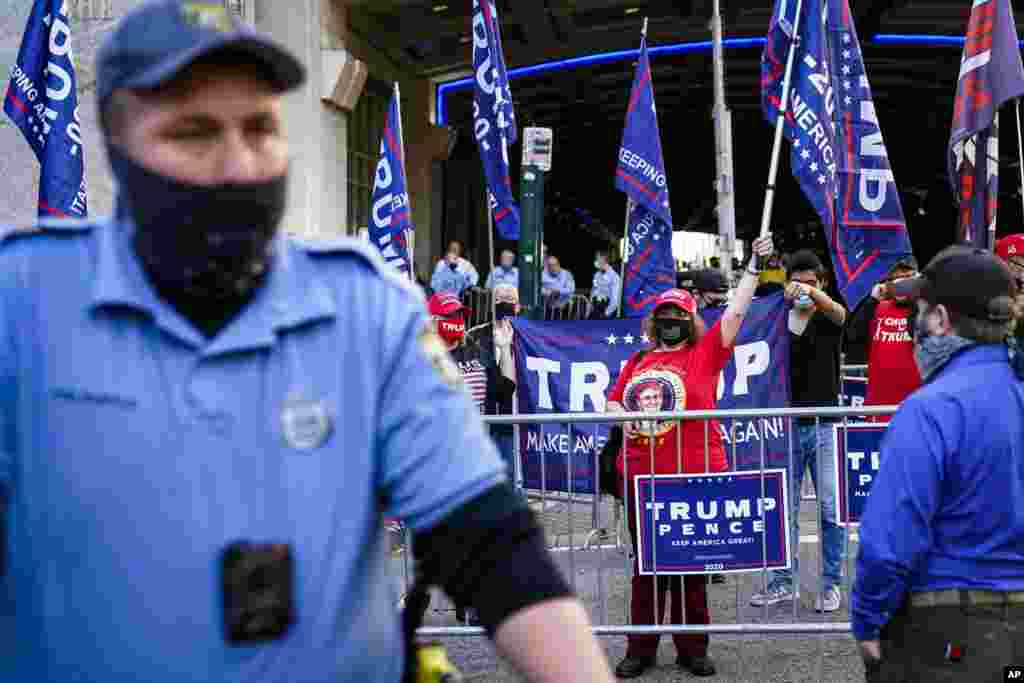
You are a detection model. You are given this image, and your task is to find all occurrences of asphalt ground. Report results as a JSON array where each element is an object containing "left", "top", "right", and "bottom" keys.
[{"left": 392, "top": 491, "right": 868, "bottom": 682}]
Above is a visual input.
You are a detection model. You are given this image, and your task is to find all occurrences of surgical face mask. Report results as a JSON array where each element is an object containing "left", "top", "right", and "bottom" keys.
[
  {"left": 653, "top": 317, "right": 692, "bottom": 347},
  {"left": 912, "top": 304, "right": 974, "bottom": 381},
  {"left": 108, "top": 145, "right": 286, "bottom": 303},
  {"left": 495, "top": 303, "right": 516, "bottom": 320}
]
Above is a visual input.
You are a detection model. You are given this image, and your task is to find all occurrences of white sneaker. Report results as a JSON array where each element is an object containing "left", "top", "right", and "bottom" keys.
[
  {"left": 750, "top": 582, "right": 798, "bottom": 606},
  {"left": 816, "top": 586, "right": 841, "bottom": 612}
]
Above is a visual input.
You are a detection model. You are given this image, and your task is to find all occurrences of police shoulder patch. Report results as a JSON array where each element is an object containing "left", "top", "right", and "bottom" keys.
[{"left": 418, "top": 322, "right": 464, "bottom": 392}]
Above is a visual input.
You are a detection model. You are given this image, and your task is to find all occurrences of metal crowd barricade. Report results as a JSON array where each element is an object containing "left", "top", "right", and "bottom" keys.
[
  {"left": 461, "top": 287, "right": 493, "bottom": 328},
  {"left": 543, "top": 293, "right": 591, "bottom": 320},
  {"left": 408, "top": 405, "right": 897, "bottom": 680}
]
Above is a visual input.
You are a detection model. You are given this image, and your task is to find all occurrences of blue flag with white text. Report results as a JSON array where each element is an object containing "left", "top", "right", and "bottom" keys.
[
  {"left": 622, "top": 203, "right": 677, "bottom": 317},
  {"left": 512, "top": 293, "right": 792, "bottom": 495},
  {"left": 4, "top": 0, "right": 87, "bottom": 218},
  {"left": 616, "top": 34, "right": 675, "bottom": 317},
  {"left": 368, "top": 89, "right": 412, "bottom": 274},
  {"left": 762, "top": 0, "right": 911, "bottom": 312},
  {"left": 472, "top": 0, "right": 519, "bottom": 240}
]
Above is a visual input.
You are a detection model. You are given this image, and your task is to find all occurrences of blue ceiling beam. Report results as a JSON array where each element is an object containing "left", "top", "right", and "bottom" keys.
[{"left": 436, "top": 33, "right": 1018, "bottom": 125}]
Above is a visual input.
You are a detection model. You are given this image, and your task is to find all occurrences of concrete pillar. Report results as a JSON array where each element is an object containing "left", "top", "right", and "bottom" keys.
[{"left": 254, "top": 0, "right": 348, "bottom": 239}]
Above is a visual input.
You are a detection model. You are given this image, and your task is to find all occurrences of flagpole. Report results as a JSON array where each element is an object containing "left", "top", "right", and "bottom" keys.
[
  {"left": 758, "top": 0, "right": 805, "bottom": 238},
  {"left": 393, "top": 82, "right": 415, "bottom": 280},
  {"left": 487, "top": 190, "right": 496, "bottom": 321},
  {"left": 990, "top": 110, "right": 1000, "bottom": 251},
  {"left": 1016, "top": 100, "right": 1024, "bottom": 238},
  {"left": 618, "top": 199, "right": 633, "bottom": 318}
]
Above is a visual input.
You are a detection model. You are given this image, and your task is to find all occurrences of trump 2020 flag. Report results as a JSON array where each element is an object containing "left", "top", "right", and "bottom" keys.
[
  {"left": 616, "top": 32, "right": 675, "bottom": 317},
  {"left": 947, "top": 0, "right": 1024, "bottom": 248},
  {"left": 763, "top": 0, "right": 910, "bottom": 311},
  {"left": 827, "top": 0, "right": 912, "bottom": 310},
  {"left": 4, "top": 0, "right": 87, "bottom": 218},
  {"left": 472, "top": 0, "right": 519, "bottom": 240},
  {"left": 369, "top": 88, "right": 412, "bottom": 274}
]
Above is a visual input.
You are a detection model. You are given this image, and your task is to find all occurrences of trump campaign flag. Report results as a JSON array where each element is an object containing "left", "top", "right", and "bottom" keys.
[
  {"left": 472, "top": 0, "right": 519, "bottom": 240},
  {"left": 616, "top": 30, "right": 676, "bottom": 318},
  {"left": 4, "top": 0, "right": 87, "bottom": 219},
  {"left": 763, "top": 0, "right": 912, "bottom": 312},
  {"left": 511, "top": 292, "right": 792, "bottom": 495},
  {"left": 947, "top": 0, "right": 1024, "bottom": 248},
  {"left": 368, "top": 86, "right": 412, "bottom": 274}
]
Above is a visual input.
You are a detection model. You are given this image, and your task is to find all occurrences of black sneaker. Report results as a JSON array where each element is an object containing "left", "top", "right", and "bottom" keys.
[
  {"left": 677, "top": 653, "right": 716, "bottom": 677},
  {"left": 614, "top": 656, "right": 656, "bottom": 679}
]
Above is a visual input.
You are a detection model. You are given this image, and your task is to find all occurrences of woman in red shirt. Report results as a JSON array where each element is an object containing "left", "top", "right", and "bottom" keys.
[{"left": 606, "top": 235, "right": 774, "bottom": 679}]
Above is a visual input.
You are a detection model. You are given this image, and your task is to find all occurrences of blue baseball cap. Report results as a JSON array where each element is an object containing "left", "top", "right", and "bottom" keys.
[{"left": 97, "top": 0, "right": 305, "bottom": 107}]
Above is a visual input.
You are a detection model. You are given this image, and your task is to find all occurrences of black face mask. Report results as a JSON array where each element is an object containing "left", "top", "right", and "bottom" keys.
[
  {"left": 654, "top": 317, "right": 692, "bottom": 346},
  {"left": 495, "top": 303, "right": 516, "bottom": 320},
  {"left": 108, "top": 145, "right": 287, "bottom": 304}
]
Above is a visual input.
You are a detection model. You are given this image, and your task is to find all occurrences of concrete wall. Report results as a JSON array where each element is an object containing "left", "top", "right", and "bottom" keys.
[{"left": 254, "top": 0, "right": 348, "bottom": 239}]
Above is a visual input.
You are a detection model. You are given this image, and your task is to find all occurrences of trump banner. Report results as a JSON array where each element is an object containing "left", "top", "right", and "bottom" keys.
[
  {"left": 762, "top": 0, "right": 912, "bottom": 312},
  {"left": 4, "top": 0, "right": 87, "bottom": 218},
  {"left": 512, "top": 292, "right": 791, "bottom": 495},
  {"left": 368, "top": 87, "right": 412, "bottom": 274},
  {"left": 834, "top": 422, "right": 886, "bottom": 526},
  {"left": 634, "top": 470, "right": 792, "bottom": 575},
  {"left": 472, "top": 0, "right": 519, "bottom": 240},
  {"left": 947, "top": 0, "right": 1024, "bottom": 247},
  {"left": 616, "top": 30, "right": 675, "bottom": 318}
]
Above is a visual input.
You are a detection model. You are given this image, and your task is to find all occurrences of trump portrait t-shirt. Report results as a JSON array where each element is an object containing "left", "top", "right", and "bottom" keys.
[{"left": 608, "top": 319, "right": 732, "bottom": 477}]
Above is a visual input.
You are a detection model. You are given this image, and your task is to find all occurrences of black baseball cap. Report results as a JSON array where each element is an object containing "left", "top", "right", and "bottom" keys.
[
  {"left": 97, "top": 0, "right": 305, "bottom": 107},
  {"left": 693, "top": 268, "right": 729, "bottom": 293},
  {"left": 888, "top": 245, "right": 1018, "bottom": 322}
]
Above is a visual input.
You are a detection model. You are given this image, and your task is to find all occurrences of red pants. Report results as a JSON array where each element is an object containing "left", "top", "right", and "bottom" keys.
[{"left": 624, "top": 477, "right": 710, "bottom": 659}]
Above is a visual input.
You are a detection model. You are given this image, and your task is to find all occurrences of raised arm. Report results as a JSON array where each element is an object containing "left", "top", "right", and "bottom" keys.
[{"left": 720, "top": 235, "right": 774, "bottom": 348}]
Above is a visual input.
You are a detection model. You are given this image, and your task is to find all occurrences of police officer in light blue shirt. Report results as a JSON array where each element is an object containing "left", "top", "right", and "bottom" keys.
[
  {"left": 431, "top": 251, "right": 473, "bottom": 296},
  {"left": 541, "top": 254, "right": 575, "bottom": 308},
  {"left": 852, "top": 246, "right": 1024, "bottom": 682},
  {"left": 432, "top": 239, "right": 479, "bottom": 295},
  {"left": 0, "top": 3, "right": 618, "bottom": 683},
  {"left": 590, "top": 250, "right": 620, "bottom": 318},
  {"left": 486, "top": 248, "right": 519, "bottom": 290}
]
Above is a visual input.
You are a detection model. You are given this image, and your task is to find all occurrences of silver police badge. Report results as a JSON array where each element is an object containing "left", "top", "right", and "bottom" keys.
[{"left": 281, "top": 393, "right": 332, "bottom": 451}]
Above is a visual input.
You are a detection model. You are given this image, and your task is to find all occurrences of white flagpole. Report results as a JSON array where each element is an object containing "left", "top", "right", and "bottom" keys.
[
  {"left": 1015, "top": 100, "right": 1024, "bottom": 238},
  {"left": 990, "top": 110, "right": 1001, "bottom": 251},
  {"left": 618, "top": 199, "right": 633, "bottom": 318},
  {"left": 393, "top": 82, "right": 415, "bottom": 281},
  {"left": 758, "top": 0, "right": 805, "bottom": 238}
]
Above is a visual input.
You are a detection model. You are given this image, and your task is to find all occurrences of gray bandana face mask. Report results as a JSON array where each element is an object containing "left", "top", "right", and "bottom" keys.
[{"left": 913, "top": 305, "right": 975, "bottom": 381}]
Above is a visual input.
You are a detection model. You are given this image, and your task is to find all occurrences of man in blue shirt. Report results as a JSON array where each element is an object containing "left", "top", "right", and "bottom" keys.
[
  {"left": 430, "top": 248, "right": 474, "bottom": 296},
  {"left": 853, "top": 246, "right": 1024, "bottom": 682},
  {"left": 590, "top": 250, "right": 620, "bottom": 318},
  {"left": 432, "top": 239, "right": 479, "bottom": 295},
  {"left": 0, "top": 3, "right": 616, "bottom": 682},
  {"left": 485, "top": 248, "right": 519, "bottom": 290},
  {"left": 541, "top": 254, "right": 575, "bottom": 310}
]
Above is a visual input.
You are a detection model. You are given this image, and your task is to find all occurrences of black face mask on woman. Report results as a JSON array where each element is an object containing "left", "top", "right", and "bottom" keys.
[
  {"left": 653, "top": 317, "right": 692, "bottom": 346},
  {"left": 108, "top": 145, "right": 287, "bottom": 305}
]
